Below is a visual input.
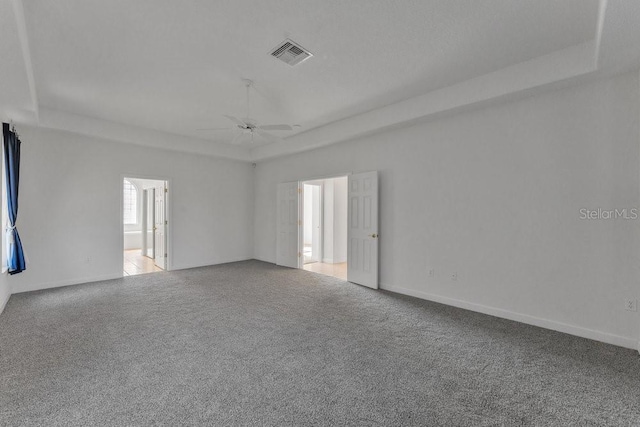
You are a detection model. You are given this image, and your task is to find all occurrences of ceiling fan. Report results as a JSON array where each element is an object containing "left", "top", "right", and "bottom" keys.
[{"left": 198, "top": 79, "right": 295, "bottom": 144}]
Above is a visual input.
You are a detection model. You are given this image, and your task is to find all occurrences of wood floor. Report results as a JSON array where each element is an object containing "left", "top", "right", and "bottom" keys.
[
  {"left": 303, "top": 262, "right": 347, "bottom": 280},
  {"left": 123, "top": 250, "right": 163, "bottom": 276}
]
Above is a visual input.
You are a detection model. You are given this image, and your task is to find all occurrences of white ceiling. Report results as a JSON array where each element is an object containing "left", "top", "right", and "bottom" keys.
[
  {"left": 0, "top": 1, "right": 32, "bottom": 115},
  {"left": 1, "top": 0, "right": 639, "bottom": 161}
]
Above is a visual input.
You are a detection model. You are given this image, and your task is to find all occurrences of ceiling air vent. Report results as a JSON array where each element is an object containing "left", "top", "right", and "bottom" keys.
[{"left": 269, "top": 39, "right": 313, "bottom": 66}]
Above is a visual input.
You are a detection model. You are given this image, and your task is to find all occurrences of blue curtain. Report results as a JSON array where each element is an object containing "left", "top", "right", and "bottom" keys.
[{"left": 3, "top": 123, "right": 26, "bottom": 274}]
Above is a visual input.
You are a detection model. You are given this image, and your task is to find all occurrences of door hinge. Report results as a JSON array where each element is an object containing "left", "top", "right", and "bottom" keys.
[
  {"left": 164, "top": 188, "right": 168, "bottom": 193},
  {"left": 164, "top": 253, "right": 167, "bottom": 257},
  {"left": 298, "top": 252, "right": 302, "bottom": 257},
  {"left": 298, "top": 220, "right": 303, "bottom": 226},
  {"left": 165, "top": 220, "right": 168, "bottom": 225},
  {"left": 297, "top": 188, "right": 302, "bottom": 194}
]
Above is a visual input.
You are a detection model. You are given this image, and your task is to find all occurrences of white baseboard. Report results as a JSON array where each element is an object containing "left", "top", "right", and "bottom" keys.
[
  {"left": 0, "top": 290, "right": 10, "bottom": 315},
  {"left": 12, "top": 273, "right": 124, "bottom": 294},
  {"left": 12, "top": 258, "right": 255, "bottom": 295},
  {"left": 170, "top": 256, "right": 253, "bottom": 272},
  {"left": 381, "top": 284, "right": 638, "bottom": 350}
]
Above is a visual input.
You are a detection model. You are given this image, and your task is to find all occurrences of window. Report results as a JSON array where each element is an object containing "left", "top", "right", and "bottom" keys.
[{"left": 123, "top": 179, "right": 138, "bottom": 225}]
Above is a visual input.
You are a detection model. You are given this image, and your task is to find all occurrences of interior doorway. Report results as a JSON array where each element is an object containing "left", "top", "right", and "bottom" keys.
[
  {"left": 123, "top": 177, "right": 168, "bottom": 276},
  {"left": 277, "top": 171, "right": 379, "bottom": 288},
  {"left": 301, "top": 176, "right": 348, "bottom": 280}
]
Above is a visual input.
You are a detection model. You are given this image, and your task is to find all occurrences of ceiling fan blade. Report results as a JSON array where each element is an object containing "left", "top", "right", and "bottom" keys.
[
  {"left": 223, "top": 115, "right": 246, "bottom": 127},
  {"left": 195, "top": 127, "right": 231, "bottom": 131},
  {"left": 255, "top": 129, "right": 280, "bottom": 142},
  {"left": 259, "top": 124, "right": 293, "bottom": 131}
]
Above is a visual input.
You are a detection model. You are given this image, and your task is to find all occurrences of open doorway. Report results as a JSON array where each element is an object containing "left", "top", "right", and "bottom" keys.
[
  {"left": 123, "top": 177, "right": 168, "bottom": 276},
  {"left": 301, "top": 176, "right": 348, "bottom": 280},
  {"left": 277, "top": 171, "right": 379, "bottom": 288}
]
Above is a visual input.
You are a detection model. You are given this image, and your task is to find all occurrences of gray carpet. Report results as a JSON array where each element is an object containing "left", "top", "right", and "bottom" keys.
[{"left": 1, "top": 260, "right": 639, "bottom": 426}]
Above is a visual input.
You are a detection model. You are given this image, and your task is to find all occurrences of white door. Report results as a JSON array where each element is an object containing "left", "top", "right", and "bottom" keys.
[
  {"left": 141, "top": 189, "right": 148, "bottom": 256},
  {"left": 303, "top": 183, "right": 322, "bottom": 264},
  {"left": 276, "top": 182, "right": 300, "bottom": 268},
  {"left": 347, "top": 171, "right": 379, "bottom": 289},
  {"left": 154, "top": 184, "right": 166, "bottom": 269},
  {"left": 311, "top": 184, "right": 322, "bottom": 263},
  {"left": 147, "top": 189, "right": 155, "bottom": 258}
]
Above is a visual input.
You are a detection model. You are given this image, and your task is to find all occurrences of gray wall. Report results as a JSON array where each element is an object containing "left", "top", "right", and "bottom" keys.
[
  {"left": 253, "top": 71, "right": 640, "bottom": 348},
  {"left": 8, "top": 127, "right": 254, "bottom": 293}
]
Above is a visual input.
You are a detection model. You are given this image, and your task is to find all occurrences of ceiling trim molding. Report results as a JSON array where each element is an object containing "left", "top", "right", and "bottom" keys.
[
  {"left": 11, "top": 0, "right": 39, "bottom": 123},
  {"left": 593, "top": 0, "right": 608, "bottom": 67},
  {"left": 9, "top": 0, "right": 628, "bottom": 165},
  {"left": 23, "top": 39, "right": 602, "bottom": 165},
  {"left": 250, "top": 40, "right": 599, "bottom": 162},
  {"left": 38, "top": 107, "right": 252, "bottom": 162}
]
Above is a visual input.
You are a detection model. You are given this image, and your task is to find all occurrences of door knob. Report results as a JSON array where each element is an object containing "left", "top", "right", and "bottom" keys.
[{"left": 369, "top": 233, "right": 378, "bottom": 238}]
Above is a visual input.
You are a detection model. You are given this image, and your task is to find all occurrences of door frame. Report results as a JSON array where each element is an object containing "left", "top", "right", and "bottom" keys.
[
  {"left": 153, "top": 183, "right": 167, "bottom": 270},
  {"left": 120, "top": 174, "right": 172, "bottom": 274},
  {"left": 300, "top": 181, "right": 324, "bottom": 267},
  {"left": 141, "top": 188, "right": 148, "bottom": 257},
  {"left": 291, "top": 172, "right": 378, "bottom": 288},
  {"left": 145, "top": 188, "right": 156, "bottom": 259},
  {"left": 294, "top": 173, "right": 352, "bottom": 270}
]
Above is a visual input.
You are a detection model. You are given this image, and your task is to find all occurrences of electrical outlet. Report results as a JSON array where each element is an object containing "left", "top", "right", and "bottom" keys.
[
  {"left": 625, "top": 299, "right": 637, "bottom": 312},
  {"left": 451, "top": 272, "right": 457, "bottom": 281}
]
